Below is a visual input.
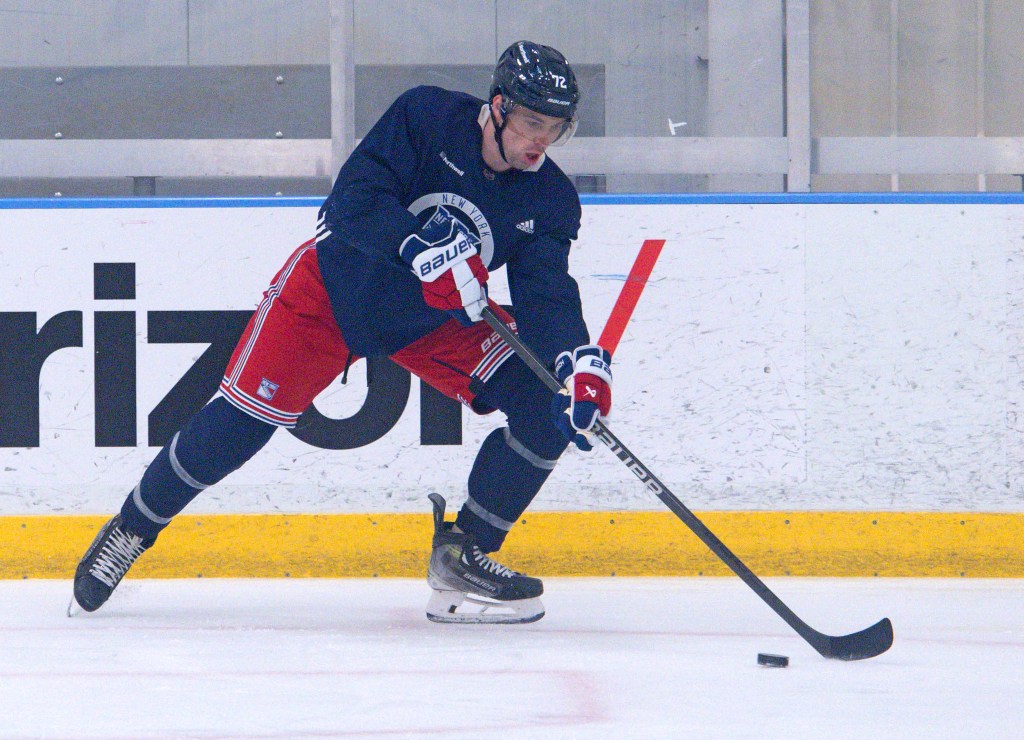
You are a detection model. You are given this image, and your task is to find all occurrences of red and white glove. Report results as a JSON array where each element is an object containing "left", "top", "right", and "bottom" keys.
[
  {"left": 399, "top": 206, "right": 488, "bottom": 326},
  {"left": 552, "top": 345, "right": 613, "bottom": 451}
]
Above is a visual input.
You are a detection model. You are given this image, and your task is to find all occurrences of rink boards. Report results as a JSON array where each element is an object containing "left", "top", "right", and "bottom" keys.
[{"left": 2, "top": 194, "right": 1023, "bottom": 577}]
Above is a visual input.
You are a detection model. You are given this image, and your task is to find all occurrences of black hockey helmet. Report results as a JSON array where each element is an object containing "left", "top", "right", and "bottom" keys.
[{"left": 490, "top": 40, "right": 579, "bottom": 144}]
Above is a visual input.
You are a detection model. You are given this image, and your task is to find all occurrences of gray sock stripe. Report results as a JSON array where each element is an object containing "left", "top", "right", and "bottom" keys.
[
  {"left": 465, "top": 495, "right": 516, "bottom": 532},
  {"left": 503, "top": 427, "right": 558, "bottom": 470},
  {"left": 169, "top": 431, "right": 211, "bottom": 490},
  {"left": 132, "top": 484, "right": 173, "bottom": 525}
]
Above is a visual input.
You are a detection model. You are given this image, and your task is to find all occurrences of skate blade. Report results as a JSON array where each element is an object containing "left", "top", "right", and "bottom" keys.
[
  {"left": 426, "top": 590, "right": 544, "bottom": 625},
  {"left": 67, "top": 597, "right": 82, "bottom": 618}
]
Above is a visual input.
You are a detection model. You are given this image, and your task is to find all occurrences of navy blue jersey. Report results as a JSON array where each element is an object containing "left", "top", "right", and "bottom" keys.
[{"left": 315, "top": 85, "right": 588, "bottom": 365}]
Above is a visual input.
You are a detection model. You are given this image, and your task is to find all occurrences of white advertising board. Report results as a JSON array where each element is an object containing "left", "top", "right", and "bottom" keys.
[{"left": 1, "top": 199, "right": 1022, "bottom": 513}]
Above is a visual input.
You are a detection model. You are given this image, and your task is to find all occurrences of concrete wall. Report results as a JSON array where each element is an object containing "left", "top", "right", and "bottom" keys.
[
  {"left": 0, "top": 0, "right": 329, "bottom": 65},
  {"left": 1, "top": 1, "right": 1023, "bottom": 194},
  {"left": 812, "top": 0, "right": 1024, "bottom": 192}
]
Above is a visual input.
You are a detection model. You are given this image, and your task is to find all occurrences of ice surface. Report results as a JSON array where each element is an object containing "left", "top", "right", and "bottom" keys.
[{"left": 2, "top": 577, "right": 1021, "bottom": 738}]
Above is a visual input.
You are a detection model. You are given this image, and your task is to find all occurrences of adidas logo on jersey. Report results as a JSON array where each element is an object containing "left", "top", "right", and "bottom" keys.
[{"left": 515, "top": 219, "right": 535, "bottom": 234}]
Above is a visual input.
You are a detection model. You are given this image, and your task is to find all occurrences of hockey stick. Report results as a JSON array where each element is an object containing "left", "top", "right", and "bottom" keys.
[{"left": 481, "top": 307, "right": 893, "bottom": 661}]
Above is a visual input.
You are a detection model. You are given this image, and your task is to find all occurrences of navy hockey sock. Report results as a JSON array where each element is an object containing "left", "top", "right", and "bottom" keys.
[
  {"left": 457, "top": 358, "right": 570, "bottom": 552},
  {"left": 120, "top": 397, "right": 277, "bottom": 538},
  {"left": 457, "top": 427, "right": 558, "bottom": 552}
]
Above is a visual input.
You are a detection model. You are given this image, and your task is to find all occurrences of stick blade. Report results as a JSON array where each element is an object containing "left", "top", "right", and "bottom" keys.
[{"left": 816, "top": 617, "right": 894, "bottom": 661}]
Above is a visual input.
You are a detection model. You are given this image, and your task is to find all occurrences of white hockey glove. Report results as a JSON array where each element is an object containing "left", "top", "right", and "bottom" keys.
[
  {"left": 552, "top": 344, "right": 613, "bottom": 451},
  {"left": 399, "top": 206, "right": 489, "bottom": 326}
]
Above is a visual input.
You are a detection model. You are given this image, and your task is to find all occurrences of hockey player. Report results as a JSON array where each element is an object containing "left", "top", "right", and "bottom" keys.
[{"left": 72, "top": 40, "right": 612, "bottom": 624}]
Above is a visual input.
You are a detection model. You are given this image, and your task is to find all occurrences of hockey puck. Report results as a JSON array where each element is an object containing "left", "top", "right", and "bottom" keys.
[{"left": 757, "top": 653, "right": 789, "bottom": 667}]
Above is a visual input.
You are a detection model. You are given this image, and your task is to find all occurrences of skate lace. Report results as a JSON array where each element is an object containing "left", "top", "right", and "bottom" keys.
[
  {"left": 471, "top": 546, "right": 515, "bottom": 579},
  {"left": 89, "top": 527, "right": 148, "bottom": 588}
]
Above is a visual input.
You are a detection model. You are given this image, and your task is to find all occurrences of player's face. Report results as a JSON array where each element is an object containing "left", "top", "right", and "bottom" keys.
[{"left": 499, "top": 105, "right": 572, "bottom": 169}]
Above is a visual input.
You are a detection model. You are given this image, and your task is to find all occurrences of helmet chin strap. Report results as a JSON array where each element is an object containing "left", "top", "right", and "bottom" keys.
[{"left": 489, "top": 103, "right": 510, "bottom": 165}]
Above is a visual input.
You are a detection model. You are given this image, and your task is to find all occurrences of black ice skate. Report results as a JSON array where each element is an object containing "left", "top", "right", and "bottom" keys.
[
  {"left": 70, "top": 514, "right": 156, "bottom": 615},
  {"left": 425, "top": 493, "right": 544, "bottom": 624}
]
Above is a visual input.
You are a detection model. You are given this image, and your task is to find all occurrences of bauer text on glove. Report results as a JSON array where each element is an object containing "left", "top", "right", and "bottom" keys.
[
  {"left": 551, "top": 345, "right": 612, "bottom": 451},
  {"left": 399, "top": 206, "right": 489, "bottom": 326}
]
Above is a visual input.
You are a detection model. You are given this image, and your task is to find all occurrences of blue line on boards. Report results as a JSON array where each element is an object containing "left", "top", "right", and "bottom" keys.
[{"left": 2, "top": 192, "right": 1024, "bottom": 210}]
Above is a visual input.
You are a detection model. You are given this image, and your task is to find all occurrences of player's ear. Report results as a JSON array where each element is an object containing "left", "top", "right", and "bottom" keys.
[{"left": 490, "top": 95, "right": 504, "bottom": 125}]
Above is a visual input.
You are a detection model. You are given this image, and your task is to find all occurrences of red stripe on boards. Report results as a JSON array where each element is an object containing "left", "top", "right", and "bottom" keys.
[{"left": 597, "top": 239, "right": 666, "bottom": 356}]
